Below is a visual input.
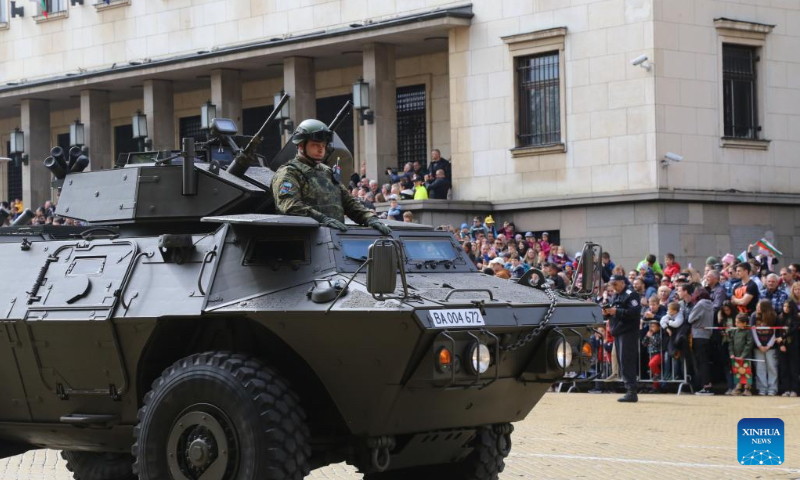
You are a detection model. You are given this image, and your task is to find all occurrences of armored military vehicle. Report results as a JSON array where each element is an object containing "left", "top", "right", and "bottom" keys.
[{"left": 0, "top": 99, "right": 603, "bottom": 480}]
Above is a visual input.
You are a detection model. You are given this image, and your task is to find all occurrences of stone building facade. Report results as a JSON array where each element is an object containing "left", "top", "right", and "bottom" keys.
[{"left": 0, "top": 0, "right": 798, "bottom": 268}]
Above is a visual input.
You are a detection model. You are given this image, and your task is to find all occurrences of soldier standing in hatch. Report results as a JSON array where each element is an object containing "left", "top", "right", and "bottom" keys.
[
  {"left": 602, "top": 274, "right": 642, "bottom": 403},
  {"left": 272, "top": 119, "right": 392, "bottom": 235}
]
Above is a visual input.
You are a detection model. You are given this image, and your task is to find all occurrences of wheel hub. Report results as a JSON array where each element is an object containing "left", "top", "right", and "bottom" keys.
[{"left": 166, "top": 406, "right": 237, "bottom": 480}]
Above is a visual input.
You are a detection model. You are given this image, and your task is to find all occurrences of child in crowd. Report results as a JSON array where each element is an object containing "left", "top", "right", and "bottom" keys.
[
  {"left": 642, "top": 321, "right": 664, "bottom": 390},
  {"left": 386, "top": 198, "right": 402, "bottom": 221},
  {"left": 509, "top": 255, "right": 526, "bottom": 279},
  {"left": 402, "top": 211, "right": 414, "bottom": 223},
  {"left": 751, "top": 300, "right": 778, "bottom": 396},
  {"left": 660, "top": 301, "right": 685, "bottom": 380},
  {"left": 730, "top": 313, "right": 755, "bottom": 396}
]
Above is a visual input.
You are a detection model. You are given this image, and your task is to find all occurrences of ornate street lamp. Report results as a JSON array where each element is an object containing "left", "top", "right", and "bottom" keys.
[
  {"left": 352, "top": 77, "right": 373, "bottom": 124},
  {"left": 69, "top": 119, "right": 85, "bottom": 147},
  {"left": 274, "top": 90, "right": 293, "bottom": 134},
  {"left": 200, "top": 100, "right": 216, "bottom": 130}
]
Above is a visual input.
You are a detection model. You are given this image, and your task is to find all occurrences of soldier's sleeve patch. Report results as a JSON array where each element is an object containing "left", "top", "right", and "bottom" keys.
[
  {"left": 631, "top": 299, "right": 639, "bottom": 307},
  {"left": 279, "top": 181, "right": 295, "bottom": 196}
]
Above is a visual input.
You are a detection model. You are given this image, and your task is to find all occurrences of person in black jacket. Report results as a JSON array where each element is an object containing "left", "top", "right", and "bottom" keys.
[
  {"left": 603, "top": 274, "right": 642, "bottom": 403},
  {"left": 428, "top": 149, "right": 451, "bottom": 179},
  {"left": 425, "top": 169, "right": 451, "bottom": 200}
]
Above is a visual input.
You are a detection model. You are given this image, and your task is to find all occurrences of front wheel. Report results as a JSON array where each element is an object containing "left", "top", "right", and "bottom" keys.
[
  {"left": 132, "top": 351, "right": 311, "bottom": 480},
  {"left": 364, "top": 425, "right": 512, "bottom": 480}
]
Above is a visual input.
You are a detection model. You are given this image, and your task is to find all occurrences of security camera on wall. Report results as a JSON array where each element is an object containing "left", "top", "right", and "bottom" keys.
[
  {"left": 661, "top": 152, "right": 683, "bottom": 166},
  {"left": 630, "top": 54, "right": 652, "bottom": 71}
]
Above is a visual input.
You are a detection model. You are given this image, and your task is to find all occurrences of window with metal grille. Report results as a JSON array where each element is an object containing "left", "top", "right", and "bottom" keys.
[
  {"left": 723, "top": 44, "right": 759, "bottom": 139},
  {"left": 396, "top": 85, "right": 427, "bottom": 170},
  {"left": 6, "top": 141, "right": 22, "bottom": 203},
  {"left": 516, "top": 52, "right": 560, "bottom": 147},
  {"left": 179, "top": 115, "right": 206, "bottom": 144},
  {"left": 243, "top": 106, "right": 282, "bottom": 161},
  {"left": 43, "top": 0, "right": 66, "bottom": 13}
]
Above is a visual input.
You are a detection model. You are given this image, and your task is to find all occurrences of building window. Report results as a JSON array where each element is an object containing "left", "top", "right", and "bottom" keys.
[
  {"left": 5, "top": 141, "right": 22, "bottom": 204},
  {"left": 43, "top": 0, "right": 67, "bottom": 14},
  {"left": 396, "top": 84, "right": 427, "bottom": 170},
  {"left": 178, "top": 115, "right": 206, "bottom": 144},
  {"left": 722, "top": 44, "right": 759, "bottom": 140},
  {"left": 517, "top": 52, "right": 561, "bottom": 147},
  {"left": 0, "top": 1, "right": 8, "bottom": 23},
  {"left": 114, "top": 124, "right": 139, "bottom": 161},
  {"left": 502, "top": 27, "right": 567, "bottom": 157}
]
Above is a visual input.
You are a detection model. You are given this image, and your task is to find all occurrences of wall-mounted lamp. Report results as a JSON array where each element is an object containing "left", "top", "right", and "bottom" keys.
[
  {"left": 352, "top": 77, "right": 373, "bottom": 125},
  {"left": 69, "top": 119, "right": 85, "bottom": 147},
  {"left": 10, "top": 1, "right": 24, "bottom": 18},
  {"left": 274, "top": 90, "right": 294, "bottom": 134},
  {"left": 131, "top": 110, "right": 152, "bottom": 151},
  {"left": 200, "top": 100, "right": 216, "bottom": 130},
  {"left": 8, "top": 127, "right": 28, "bottom": 166}
]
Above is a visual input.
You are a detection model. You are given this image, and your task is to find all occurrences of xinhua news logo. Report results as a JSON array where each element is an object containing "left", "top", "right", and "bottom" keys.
[{"left": 738, "top": 418, "right": 784, "bottom": 465}]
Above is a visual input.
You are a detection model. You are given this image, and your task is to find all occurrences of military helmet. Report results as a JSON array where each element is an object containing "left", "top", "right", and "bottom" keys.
[{"left": 291, "top": 119, "right": 333, "bottom": 145}]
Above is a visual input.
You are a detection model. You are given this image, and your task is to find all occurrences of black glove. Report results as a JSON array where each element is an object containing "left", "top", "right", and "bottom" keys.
[
  {"left": 367, "top": 217, "right": 392, "bottom": 235},
  {"left": 320, "top": 216, "right": 348, "bottom": 232}
]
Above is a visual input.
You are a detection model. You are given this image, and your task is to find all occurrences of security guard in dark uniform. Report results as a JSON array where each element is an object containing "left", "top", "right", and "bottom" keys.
[{"left": 602, "top": 274, "right": 642, "bottom": 403}]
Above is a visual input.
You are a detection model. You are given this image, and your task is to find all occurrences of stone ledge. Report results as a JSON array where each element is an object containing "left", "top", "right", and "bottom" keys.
[
  {"left": 0, "top": 22, "right": 8, "bottom": 31},
  {"left": 510, "top": 144, "right": 565, "bottom": 157},
  {"left": 376, "top": 189, "right": 800, "bottom": 213},
  {"left": 720, "top": 137, "right": 770, "bottom": 150},
  {"left": 94, "top": 0, "right": 130, "bottom": 12},
  {"left": 33, "top": 10, "right": 67, "bottom": 23},
  {"left": 714, "top": 18, "right": 775, "bottom": 35}
]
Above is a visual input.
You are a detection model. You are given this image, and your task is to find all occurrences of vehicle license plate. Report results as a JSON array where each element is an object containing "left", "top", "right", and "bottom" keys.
[{"left": 428, "top": 309, "right": 485, "bottom": 328}]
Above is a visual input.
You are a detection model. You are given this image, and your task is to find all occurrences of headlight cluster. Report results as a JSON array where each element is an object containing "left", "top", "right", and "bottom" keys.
[
  {"left": 435, "top": 342, "right": 492, "bottom": 375},
  {"left": 555, "top": 339, "right": 573, "bottom": 369}
]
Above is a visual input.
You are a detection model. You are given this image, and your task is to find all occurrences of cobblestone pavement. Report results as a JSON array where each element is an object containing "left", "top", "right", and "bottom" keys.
[{"left": 2, "top": 392, "right": 799, "bottom": 479}]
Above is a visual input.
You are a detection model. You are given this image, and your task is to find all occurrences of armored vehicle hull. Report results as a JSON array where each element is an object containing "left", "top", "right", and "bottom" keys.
[{"left": 0, "top": 213, "right": 602, "bottom": 479}]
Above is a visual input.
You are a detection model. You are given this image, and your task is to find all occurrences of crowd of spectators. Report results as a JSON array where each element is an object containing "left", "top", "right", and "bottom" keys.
[
  {"left": 0, "top": 198, "right": 78, "bottom": 226},
  {"left": 347, "top": 149, "right": 452, "bottom": 219},
  {"left": 443, "top": 214, "right": 800, "bottom": 397}
]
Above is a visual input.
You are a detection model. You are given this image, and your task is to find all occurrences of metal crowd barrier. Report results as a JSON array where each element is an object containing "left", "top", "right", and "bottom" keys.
[{"left": 556, "top": 322, "right": 694, "bottom": 395}]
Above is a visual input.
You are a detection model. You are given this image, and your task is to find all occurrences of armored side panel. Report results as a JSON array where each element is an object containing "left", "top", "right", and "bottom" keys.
[{"left": 58, "top": 164, "right": 268, "bottom": 224}]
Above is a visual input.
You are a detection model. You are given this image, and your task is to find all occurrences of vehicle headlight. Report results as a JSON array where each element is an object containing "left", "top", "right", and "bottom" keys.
[
  {"left": 468, "top": 343, "right": 491, "bottom": 374},
  {"left": 555, "top": 339, "right": 573, "bottom": 369}
]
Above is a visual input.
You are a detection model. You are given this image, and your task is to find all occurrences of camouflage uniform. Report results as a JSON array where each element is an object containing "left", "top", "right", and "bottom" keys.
[{"left": 272, "top": 154, "right": 375, "bottom": 225}]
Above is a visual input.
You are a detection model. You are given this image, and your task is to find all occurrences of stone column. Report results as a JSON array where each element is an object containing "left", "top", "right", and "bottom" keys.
[
  {"left": 282, "top": 56, "right": 316, "bottom": 142},
  {"left": 143, "top": 80, "right": 175, "bottom": 151},
  {"left": 211, "top": 69, "right": 242, "bottom": 129},
  {"left": 80, "top": 90, "right": 112, "bottom": 170},
  {"left": 362, "top": 43, "right": 396, "bottom": 182},
  {"left": 20, "top": 99, "right": 51, "bottom": 209}
]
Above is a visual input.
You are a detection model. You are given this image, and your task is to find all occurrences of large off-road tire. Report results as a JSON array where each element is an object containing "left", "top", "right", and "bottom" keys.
[
  {"left": 363, "top": 425, "right": 512, "bottom": 480},
  {"left": 61, "top": 451, "right": 136, "bottom": 480},
  {"left": 132, "top": 351, "right": 311, "bottom": 480}
]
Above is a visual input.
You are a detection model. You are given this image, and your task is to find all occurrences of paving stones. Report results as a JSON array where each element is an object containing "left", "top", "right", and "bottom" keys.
[{"left": 1, "top": 392, "right": 799, "bottom": 479}]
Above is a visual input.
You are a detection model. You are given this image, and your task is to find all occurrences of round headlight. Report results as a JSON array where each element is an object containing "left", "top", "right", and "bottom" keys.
[
  {"left": 468, "top": 343, "right": 491, "bottom": 374},
  {"left": 555, "top": 339, "right": 573, "bottom": 369}
]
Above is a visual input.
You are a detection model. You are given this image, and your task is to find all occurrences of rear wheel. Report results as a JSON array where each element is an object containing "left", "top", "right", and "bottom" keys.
[
  {"left": 363, "top": 425, "right": 512, "bottom": 480},
  {"left": 132, "top": 351, "right": 311, "bottom": 480},
  {"left": 60, "top": 451, "right": 136, "bottom": 480}
]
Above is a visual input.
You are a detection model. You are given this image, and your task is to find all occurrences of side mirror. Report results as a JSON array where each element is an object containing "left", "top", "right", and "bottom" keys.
[
  {"left": 366, "top": 241, "right": 397, "bottom": 295},
  {"left": 210, "top": 118, "right": 238, "bottom": 136},
  {"left": 574, "top": 242, "right": 601, "bottom": 295}
]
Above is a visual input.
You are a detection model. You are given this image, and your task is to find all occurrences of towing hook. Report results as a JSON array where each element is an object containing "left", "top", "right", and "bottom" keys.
[
  {"left": 493, "top": 423, "right": 514, "bottom": 456},
  {"left": 367, "top": 436, "right": 395, "bottom": 472}
]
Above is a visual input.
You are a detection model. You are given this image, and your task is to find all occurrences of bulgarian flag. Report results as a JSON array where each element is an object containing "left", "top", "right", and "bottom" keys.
[
  {"left": 756, "top": 238, "right": 782, "bottom": 257},
  {"left": 39, "top": 0, "right": 47, "bottom": 17}
]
